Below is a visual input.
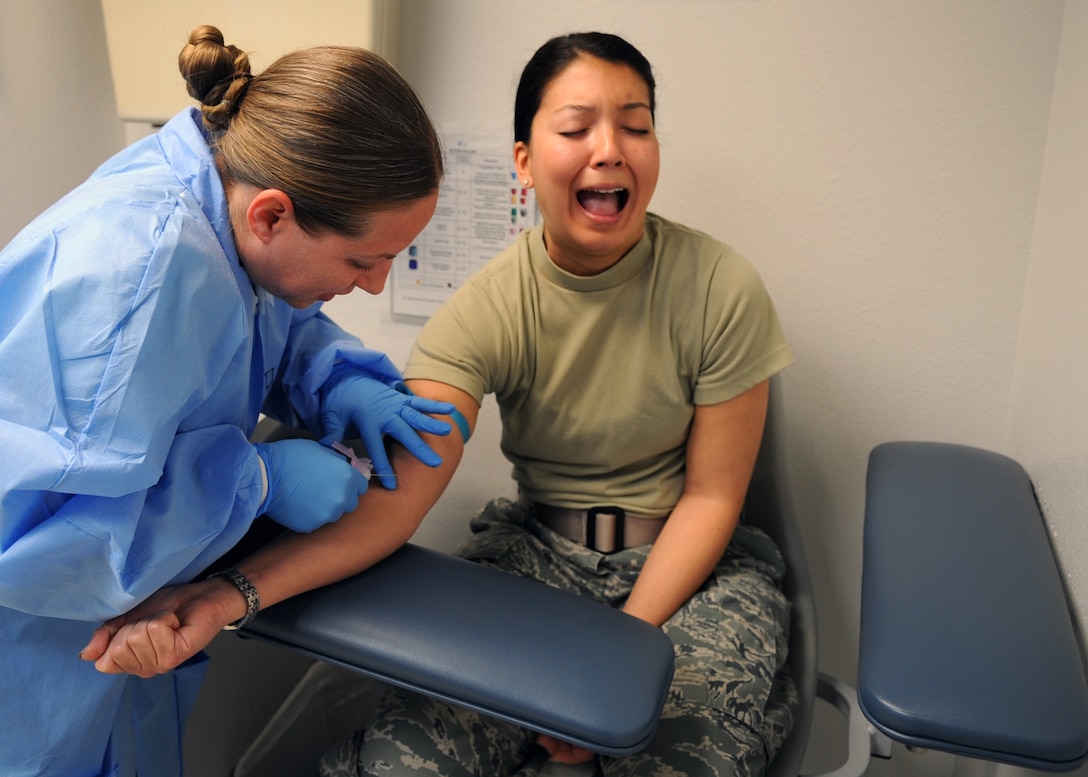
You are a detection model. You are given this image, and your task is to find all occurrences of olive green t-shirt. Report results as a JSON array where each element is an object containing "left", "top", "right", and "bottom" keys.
[{"left": 404, "top": 212, "right": 793, "bottom": 517}]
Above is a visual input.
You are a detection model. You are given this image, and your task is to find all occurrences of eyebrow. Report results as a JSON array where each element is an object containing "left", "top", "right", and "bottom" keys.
[{"left": 554, "top": 101, "right": 652, "bottom": 114}]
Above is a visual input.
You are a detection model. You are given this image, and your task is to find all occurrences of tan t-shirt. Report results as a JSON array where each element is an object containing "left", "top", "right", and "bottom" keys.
[{"left": 405, "top": 212, "right": 793, "bottom": 516}]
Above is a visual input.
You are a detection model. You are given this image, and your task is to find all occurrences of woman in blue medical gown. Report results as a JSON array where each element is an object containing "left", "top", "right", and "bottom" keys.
[{"left": 0, "top": 25, "right": 452, "bottom": 777}]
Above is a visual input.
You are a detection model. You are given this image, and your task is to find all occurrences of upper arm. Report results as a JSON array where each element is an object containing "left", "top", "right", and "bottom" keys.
[
  {"left": 404, "top": 379, "right": 482, "bottom": 438},
  {"left": 683, "top": 380, "right": 769, "bottom": 510}
]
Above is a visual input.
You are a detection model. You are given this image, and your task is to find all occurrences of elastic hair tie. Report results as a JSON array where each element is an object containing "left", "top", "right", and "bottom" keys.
[{"left": 213, "top": 72, "right": 253, "bottom": 106}]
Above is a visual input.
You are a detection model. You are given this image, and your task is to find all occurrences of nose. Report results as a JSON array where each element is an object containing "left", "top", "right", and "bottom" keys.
[
  {"left": 355, "top": 261, "right": 393, "bottom": 295},
  {"left": 591, "top": 125, "right": 624, "bottom": 169}
]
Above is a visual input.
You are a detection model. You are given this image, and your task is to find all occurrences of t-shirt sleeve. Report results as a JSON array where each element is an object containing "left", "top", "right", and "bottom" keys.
[
  {"left": 693, "top": 248, "right": 793, "bottom": 406},
  {"left": 404, "top": 260, "right": 522, "bottom": 404}
]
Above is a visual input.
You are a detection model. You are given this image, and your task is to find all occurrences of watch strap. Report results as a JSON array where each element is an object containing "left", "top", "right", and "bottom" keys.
[{"left": 207, "top": 567, "right": 260, "bottom": 631}]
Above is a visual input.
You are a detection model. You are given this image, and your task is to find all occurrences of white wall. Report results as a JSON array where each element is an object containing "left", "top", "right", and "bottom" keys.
[{"left": 2, "top": 2, "right": 1086, "bottom": 777}]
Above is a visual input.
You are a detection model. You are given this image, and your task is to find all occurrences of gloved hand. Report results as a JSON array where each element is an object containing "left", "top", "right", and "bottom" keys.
[
  {"left": 319, "top": 370, "right": 454, "bottom": 489},
  {"left": 253, "top": 439, "right": 369, "bottom": 532}
]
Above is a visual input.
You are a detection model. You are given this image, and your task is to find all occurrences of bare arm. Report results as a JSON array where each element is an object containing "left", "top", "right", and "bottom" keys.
[
  {"left": 622, "top": 380, "right": 768, "bottom": 627},
  {"left": 237, "top": 380, "right": 477, "bottom": 605},
  {"left": 82, "top": 379, "right": 477, "bottom": 677}
]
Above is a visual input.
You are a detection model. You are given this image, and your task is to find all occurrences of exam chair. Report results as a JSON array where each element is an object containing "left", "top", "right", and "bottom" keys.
[
  {"left": 231, "top": 377, "right": 874, "bottom": 777},
  {"left": 746, "top": 379, "right": 873, "bottom": 777}
]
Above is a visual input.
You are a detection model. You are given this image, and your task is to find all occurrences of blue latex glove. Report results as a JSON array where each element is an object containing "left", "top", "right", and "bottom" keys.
[
  {"left": 253, "top": 439, "right": 369, "bottom": 532},
  {"left": 319, "top": 370, "right": 454, "bottom": 489}
]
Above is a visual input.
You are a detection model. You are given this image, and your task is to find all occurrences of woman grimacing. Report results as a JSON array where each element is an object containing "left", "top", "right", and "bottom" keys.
[{"left": 317, "top": 31, "right": 799, "bottom": 777}]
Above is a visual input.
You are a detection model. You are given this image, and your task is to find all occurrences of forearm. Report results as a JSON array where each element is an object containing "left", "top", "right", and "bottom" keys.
[
  {"left": 622, "top": 384, "right": 766, "bottom": 627},
  {"left": 622, "top": 494, "right": 740, "bottom": 627},
  {"left": 85, "top": 381, "right": 477, "bottom": 675},
  {"left": 274, "top": 307, "right": 403, "bottom": 430},
  {"left": 235, "top": 431, "right": 464, "bottom": 612},
  {"left": 84, "top": 428, "right": 463, "bottom": 675},
  {"left": 231, "top": 379, "right": 476, "bottom": 614}
]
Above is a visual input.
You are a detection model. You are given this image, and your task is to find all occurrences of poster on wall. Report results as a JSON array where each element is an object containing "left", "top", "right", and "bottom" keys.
[{"left": 391, "top": 133, "right": 538, "bottom": 322}]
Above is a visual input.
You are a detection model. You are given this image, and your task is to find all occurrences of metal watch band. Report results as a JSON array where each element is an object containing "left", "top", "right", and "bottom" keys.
[{"left": 207, "top": 567, "right": 260, "bottom": 631}]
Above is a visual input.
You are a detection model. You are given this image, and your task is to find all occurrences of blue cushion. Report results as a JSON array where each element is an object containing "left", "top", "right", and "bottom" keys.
[
  {"left": 241, "top": 543, "right": 675, "bottom": 755},
  {"left": 860, "top": 442, "right": 1088, "bottom": 771}
]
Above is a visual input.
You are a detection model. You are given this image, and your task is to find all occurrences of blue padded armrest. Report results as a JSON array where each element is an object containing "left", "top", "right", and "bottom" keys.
[
  {"left": 859, "top": 441, "right": 1088, "bottom": 771},
  {"left": 239, "top": 543, "right": 675, "bottom": 756}
]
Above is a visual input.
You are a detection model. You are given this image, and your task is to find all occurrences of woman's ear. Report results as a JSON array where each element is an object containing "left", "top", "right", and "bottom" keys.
[
  {"left": 514, "top": 142, "right": 532, "bottom": 187},
  {"left": 246, "top": 189, "right": 296, "bottom": 244}
]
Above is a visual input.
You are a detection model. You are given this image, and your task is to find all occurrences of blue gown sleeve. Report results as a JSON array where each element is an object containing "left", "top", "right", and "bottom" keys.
[
  {"left": 0, "top": 195, "right": 266, "bottom": 621},
  {"left": 262, "top": 304, "right": 406, "bottom": 434},
  {"left": 0, "top": 427, "right": 262, "bottom": 621}
]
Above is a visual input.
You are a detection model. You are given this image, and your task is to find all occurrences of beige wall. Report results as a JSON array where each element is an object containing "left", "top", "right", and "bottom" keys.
[
  {"left": 2, "top": 2, "right": 1085, "bottom": 776},
  {"left": 0, "top": 0, "right": 125, "bottom": 245}
]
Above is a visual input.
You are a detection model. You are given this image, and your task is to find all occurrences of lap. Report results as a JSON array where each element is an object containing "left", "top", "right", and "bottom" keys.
[{"left": 320, "top": 687, "right": 540, "bottom": 777}]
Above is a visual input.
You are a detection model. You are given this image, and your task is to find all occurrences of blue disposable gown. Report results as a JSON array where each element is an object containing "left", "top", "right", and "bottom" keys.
[{"left": 0, "top": 109, "right": 404, "bottom": 777}]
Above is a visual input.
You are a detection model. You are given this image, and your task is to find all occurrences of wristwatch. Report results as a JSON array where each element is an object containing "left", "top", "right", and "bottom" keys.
[{"left": 207, "top": 567, "right": 260, "bottom": 631}]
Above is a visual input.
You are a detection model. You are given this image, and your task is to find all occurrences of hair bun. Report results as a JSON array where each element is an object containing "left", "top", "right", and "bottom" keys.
[
  {"left": 187, "top": 24, "right": 226, "bottom": 48},
  {"left": 178, "top": 24, "right": 252, "bottom": 131}
]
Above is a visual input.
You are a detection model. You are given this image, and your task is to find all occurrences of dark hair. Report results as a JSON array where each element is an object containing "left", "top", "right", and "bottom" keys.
[
  {"left": 513, "top": 32, "right": 656, "bottom": 144},
  {"left": 178, "top": 25, "right": 442, "bottom": 236}
]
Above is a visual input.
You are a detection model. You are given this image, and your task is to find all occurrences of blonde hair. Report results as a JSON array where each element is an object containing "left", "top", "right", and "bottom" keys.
[{"left": 178, "top": 25, "right": 442, "bottom": 235}]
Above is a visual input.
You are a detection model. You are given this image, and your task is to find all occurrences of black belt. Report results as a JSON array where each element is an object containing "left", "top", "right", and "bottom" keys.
[{"left": 519, "top": 498, "right": 667, "bottom": 553}]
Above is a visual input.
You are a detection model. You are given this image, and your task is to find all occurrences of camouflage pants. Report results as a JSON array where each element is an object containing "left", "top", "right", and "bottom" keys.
[{"left": 320, "top": 498, "right": 797, "bottom": 777}]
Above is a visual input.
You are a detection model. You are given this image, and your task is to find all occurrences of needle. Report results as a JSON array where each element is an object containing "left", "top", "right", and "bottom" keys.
[{"left": 330, "top": 441, "right": 376, "bottom": 480}]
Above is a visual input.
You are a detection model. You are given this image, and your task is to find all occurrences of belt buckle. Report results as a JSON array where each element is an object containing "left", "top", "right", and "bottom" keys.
[{"left": 586, "top": 506, "right": 626, "bottom": 553}]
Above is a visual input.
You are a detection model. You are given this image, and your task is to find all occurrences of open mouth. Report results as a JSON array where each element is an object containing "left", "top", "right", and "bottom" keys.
[{"left": 577, "top": 188, "right": 629, "bottom": 217}]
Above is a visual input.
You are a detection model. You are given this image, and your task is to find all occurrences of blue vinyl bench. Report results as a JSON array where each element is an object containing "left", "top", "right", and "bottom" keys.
[
  {"left": 860, "top": 441, "right": 1088, "bottom": 772},
  {"left": 240, "top": 542, "right": 676, "bottom": 756}
]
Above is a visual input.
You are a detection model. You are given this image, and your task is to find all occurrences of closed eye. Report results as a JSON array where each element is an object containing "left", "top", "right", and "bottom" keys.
[{"left": 351, "top": 254, "right": 398, "bottom": 273}]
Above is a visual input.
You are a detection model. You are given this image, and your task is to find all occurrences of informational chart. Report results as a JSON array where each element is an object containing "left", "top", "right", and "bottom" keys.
[{"left": 391, "top": 134, "right": 538, "bottom": 321}]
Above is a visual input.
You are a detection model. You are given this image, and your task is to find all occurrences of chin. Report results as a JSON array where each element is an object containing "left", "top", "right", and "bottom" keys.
[
  {"left": 286, "top": 297, "right": 320, "bottom": 309},
  {"left": 581, "top": 221, "right": 642, "bottom": 252}
]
